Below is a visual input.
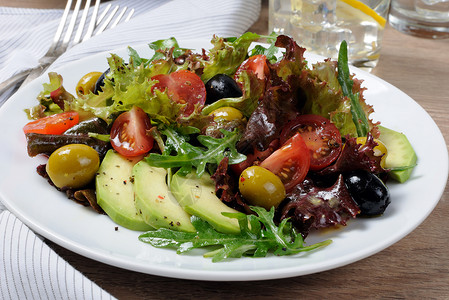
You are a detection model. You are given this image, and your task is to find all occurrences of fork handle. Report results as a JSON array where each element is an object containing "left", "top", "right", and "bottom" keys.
[
  {"left": 0, "top": 69, "right": 31, "bottom": 95},
  {"left": 0, "top": 63, "right": 51, "bottom": 96},
  {"left": 19, "top": 64, "right": 51, "bottom": 90}
]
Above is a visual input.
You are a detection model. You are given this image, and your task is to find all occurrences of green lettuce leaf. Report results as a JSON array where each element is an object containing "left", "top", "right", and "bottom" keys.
[
  {"left": 25, "top": 72, "right": 74, "bottom": 119},
  {"left": 272, "top": 35, "right": 308, "bottom": 80},
  {"left": 299, "top": 59, "right": 376, "bottom": 138},
  {"left": 71, "top": 54, "right": 184, "bottom": 124},
  {"left": 201, "top": 32, "right": 261, "bottom": 82}
]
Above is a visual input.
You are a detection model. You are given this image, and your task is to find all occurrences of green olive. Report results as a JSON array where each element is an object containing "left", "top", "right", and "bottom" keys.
[
  {"left": 239, "top": 166, "right": 286, "bottom": 210},
  {"left": 46, "top": 144, "right": 100, "bottom": 189},
  {"left": 209, "top": 107, "right": 245, "bottom": 122},
  {"left": 76, "top": 71, "right": 103, "bottom": 97}
]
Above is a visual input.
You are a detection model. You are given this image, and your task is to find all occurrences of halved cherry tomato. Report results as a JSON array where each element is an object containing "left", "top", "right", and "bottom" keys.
[
  {"left": 23, "top": 111, "right": 79, "bottom": 135},
  {"left": 280, "top": 114, "right": 342, "bottom": 171},
  {"left": 235, "top": 54, "right": 269, "bottom": 81},
  {"left": 260, "top": 132, "right": 310, "bottom": 192},
  {"left": 151, "top": 70, "right": 206, "bottom": 117},
  {"left": 110, "top": 106, "right": 154, "bottom": 157},
  {"left": 234, "top": 54, "right": 269, "bottom": 91}
]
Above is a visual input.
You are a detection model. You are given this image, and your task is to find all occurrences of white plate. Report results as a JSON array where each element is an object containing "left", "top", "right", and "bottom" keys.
[{"left": 0, "top": 40, "right": 447, "bottom": 281}]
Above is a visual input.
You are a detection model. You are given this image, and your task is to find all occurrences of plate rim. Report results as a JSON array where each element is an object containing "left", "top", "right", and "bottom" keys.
[{"left": 0, "top": 38, "right": 447, "bottom": 281}]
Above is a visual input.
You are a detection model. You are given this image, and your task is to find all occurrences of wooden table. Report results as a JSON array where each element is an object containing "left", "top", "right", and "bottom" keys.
[{"left": 3, "top": 0, "right": 449, "bottom": 298}]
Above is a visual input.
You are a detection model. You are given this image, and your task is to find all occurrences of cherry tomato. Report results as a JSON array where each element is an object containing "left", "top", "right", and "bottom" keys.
[
  {"left": 110, "top": 106, "right": 154, "bottom": 157},
  {"left": 235, "top": 54, "right": 269, "bottom": 81},
  {"left": 234, "top": 54, "right": 269, "bottom": 91},
  {"left": 151, "top": 70, "right": 206, "bottom": 117},
  {"left": 23, "top": 112, "right": 79, "bottom": 135},
  {"left": 260, "top": 132, "right": 310, "bottom": 192},
  {"left": 280, "top": 115, "right": 342, "bottom": 171}
]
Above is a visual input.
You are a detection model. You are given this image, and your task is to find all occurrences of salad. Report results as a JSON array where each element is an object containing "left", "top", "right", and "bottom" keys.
[{"left": 22, "top": 33, "right": 417, "bottom": 262}]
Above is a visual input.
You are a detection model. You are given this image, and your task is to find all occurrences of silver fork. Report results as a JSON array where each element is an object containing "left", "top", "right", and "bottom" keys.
[{"left": 0, "top": 0, "right": 134, "bottom": 94}]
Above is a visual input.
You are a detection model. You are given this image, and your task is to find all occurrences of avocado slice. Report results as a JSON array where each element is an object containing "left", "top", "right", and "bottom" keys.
[
  {"left": 170, "top": 171, "right": 240, "bottom": 234},
  {"left": 96, "top": 150, "right": 153, "bottom": 231},
  {"left": 133, "top": 162, "right": 195, "bottom": 232},
  {"left": 378, "top": 125, "right": 417, "bottom": 183}
]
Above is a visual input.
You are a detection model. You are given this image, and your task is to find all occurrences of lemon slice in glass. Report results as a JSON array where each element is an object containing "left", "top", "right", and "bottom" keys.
[{"left": 337, "top": 0, "right": 386, "bottom": 28}]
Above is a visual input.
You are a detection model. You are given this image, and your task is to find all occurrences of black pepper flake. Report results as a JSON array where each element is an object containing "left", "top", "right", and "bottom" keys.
[
  {"left": 115, "top": 227, "right": 119, "bottom": 231},
  {"left": 123, "top": 180, "right": 127, "bottom": 185}
]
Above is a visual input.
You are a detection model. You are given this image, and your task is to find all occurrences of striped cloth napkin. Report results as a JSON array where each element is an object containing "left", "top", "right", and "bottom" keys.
[{"left": 0, "top": 0, "right": 260, "bottom": 298}]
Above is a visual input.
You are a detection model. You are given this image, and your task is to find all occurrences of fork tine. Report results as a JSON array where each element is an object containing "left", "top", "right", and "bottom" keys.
[
  {"left": 95, "top": 5, "right": 119, "bottom": 36},
  {"left": 73, "top": 0, "right": 91, "bottom": 45},
  {"left": 61, "top": 0, "right": 83, "bottom": 51},
  {"left": 124, "top": 9, "right": 134, "bottom": 23},
  {"left": 111, "top": 7, "right": 128, "bottom": 29},
  {"left": 47, "top": 0, "right": 73, "bottom": 54},
  {"left": 82, "top": 0, "right": 100, "bottom": 42},
  {"left": 0, "top": 0, "right": 135, "bottom": 95},
  {"left": 96, "top": 3, "right": 111, "bottom": 26}
]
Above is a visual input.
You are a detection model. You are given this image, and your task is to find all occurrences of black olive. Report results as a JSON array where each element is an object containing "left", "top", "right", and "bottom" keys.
[
  {"left": 93, "top": 68, "right": 110, "bottom": 94},
  {"left": 205, "top": 74, "right": 243, "bottom": 104},
  {"left": 343, "top": 170, "right": 390, "bottom": 216}
]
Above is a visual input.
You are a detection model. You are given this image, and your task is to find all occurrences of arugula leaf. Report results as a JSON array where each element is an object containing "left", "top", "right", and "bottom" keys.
[
  {"left": 147, "top": 37, "right": 187, "bottom": 63},
  {"left": 337, "top": 40, "right": 370, "bottom": 137},
  {"left": 201, "top": 32, "right": 261, "bottom": 82},
  {"left": 139, "top": 206, "right": 331, "bottom": 262},
  {"left": 249, "top": 33, "right": 282, "bottom": 64},
  {"left": 223, "top": 36, "right": 237, "bottom": 43},
  {"left": 250, "top": 44, "right": 280, "bottom": 64},
  {"left": 128, "top": 46, "right": 147, "bottom": 67},
  {"left": 145, "top": 127, "right": 246, "bottom": 177}
]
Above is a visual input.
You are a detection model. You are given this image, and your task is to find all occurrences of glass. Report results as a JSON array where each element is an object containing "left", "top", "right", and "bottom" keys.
[
  {"left": 268, "top": 0, "right": 391, "bottom": 70},
  {"left": 388, "top": 0, "right": 449, "bottom": 38}
]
